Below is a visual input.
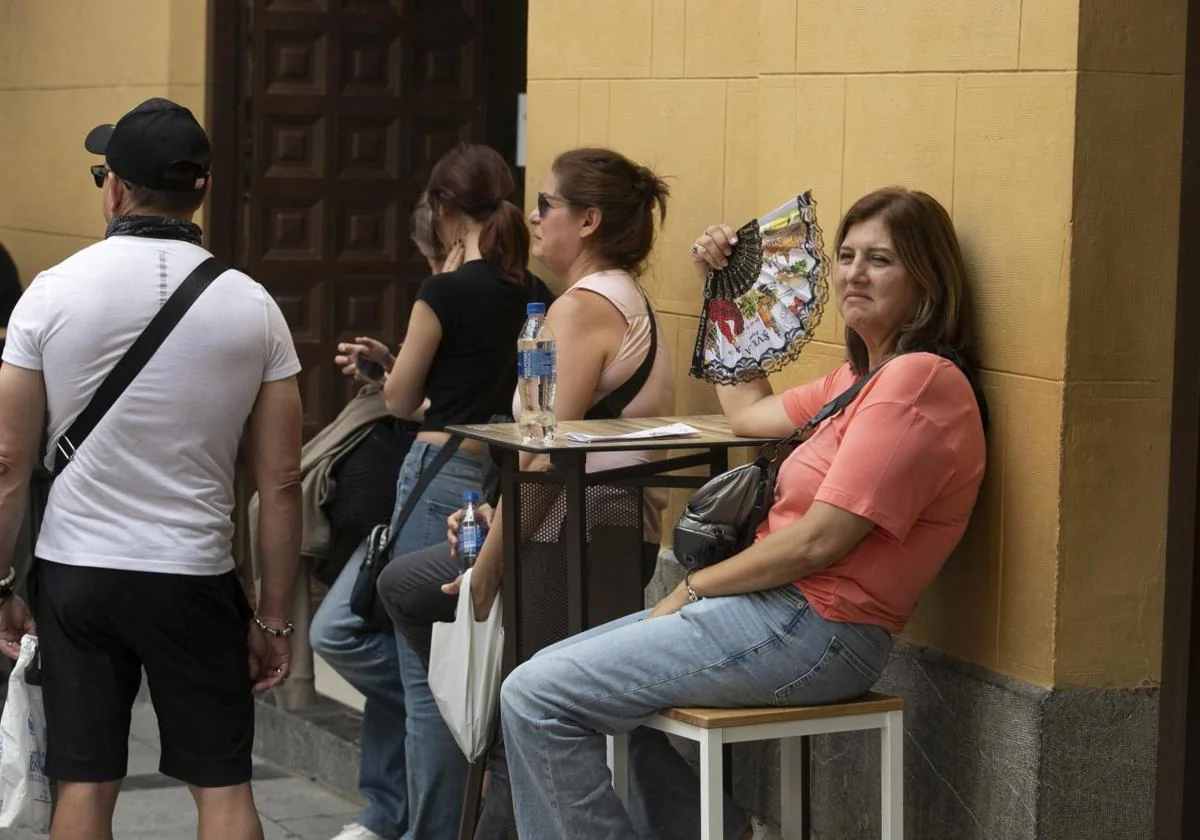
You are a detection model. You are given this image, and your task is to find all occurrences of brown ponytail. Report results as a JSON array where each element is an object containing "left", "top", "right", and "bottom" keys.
[
  {"left": 427, "top": 144, "right": 530, "bottom": 285},
  {"left": 478, "top": 199, "right": 531, "bottom": 285}
]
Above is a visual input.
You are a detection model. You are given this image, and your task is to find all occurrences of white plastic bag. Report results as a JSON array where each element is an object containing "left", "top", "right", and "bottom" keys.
[
  {"left": 0, "top": 634, "right": 51, "bottom": 832},
  {"left": 428, "top": 569, "right": 505, "bottom": 762}
]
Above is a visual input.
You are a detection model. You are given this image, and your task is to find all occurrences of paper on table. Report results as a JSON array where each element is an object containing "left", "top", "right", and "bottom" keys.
[{"left": 562, "top": 422, "right": 701, "bottom": 444}]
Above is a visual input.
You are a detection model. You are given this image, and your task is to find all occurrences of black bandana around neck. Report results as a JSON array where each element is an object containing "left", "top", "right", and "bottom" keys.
[{"left": 105, "top": 214, "right": 203, "bottom": 247}]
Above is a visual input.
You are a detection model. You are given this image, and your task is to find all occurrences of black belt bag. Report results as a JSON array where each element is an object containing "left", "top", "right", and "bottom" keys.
[{"left": 673, "top": 367, "right": 881, "bottom": 572}]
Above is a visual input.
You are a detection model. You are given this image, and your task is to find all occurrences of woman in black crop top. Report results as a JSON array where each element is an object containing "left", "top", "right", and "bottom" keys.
[{"left": 310, "top": 145, "right": 537, "bottom": 840}]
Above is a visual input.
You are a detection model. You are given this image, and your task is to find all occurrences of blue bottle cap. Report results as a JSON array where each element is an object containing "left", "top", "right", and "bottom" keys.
[
  {"left": 526, "top": 302, "right": 546, "bottom": 315},
  {"left": 463, "top": 491, "right": 480, "bottom": 503}
]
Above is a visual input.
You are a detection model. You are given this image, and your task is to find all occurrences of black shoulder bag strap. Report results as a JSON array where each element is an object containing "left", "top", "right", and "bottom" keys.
[
  {"left": 51, "top": 256, "right": 227, "bottom": 475},
  {"left": 376, "top": 435, "right": 463, "bottom": 561},
  {"left": 784, "top": 347, "right": 988, "bottom": 450},
  {"left": 750, "top": 365, "right": 882, "bottom": 493},
  {"left": 799, "top": 367, "right": 880, "bottom": 439},
  {"left": 763, "top": 365, "right": 882, "bottom": 459},
  {"left": 584, "top": 289, "right": 658, "bottom": 421}
]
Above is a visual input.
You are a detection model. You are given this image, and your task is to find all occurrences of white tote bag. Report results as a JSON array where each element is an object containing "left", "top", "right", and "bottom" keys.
[
  {"left": 428, "top": 568, "right": 505, "bottom": 762},
  {"left": 0, "top": 634, "right": 52, "bottom": 832}
]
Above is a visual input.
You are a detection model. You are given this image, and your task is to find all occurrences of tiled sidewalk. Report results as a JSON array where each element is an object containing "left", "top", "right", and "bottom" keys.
[{"left": 0, "top": 697, "right": 362, "bottom": 840}]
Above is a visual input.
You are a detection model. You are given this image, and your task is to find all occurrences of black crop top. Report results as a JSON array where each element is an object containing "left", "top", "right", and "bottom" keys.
[{"left": 415, "top": 260, "right": 553, "bottom": 432}]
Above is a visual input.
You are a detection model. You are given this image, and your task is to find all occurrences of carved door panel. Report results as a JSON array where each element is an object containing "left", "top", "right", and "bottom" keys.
[{"left": 247, "top": 0, "right": 488, "bottom": 437}]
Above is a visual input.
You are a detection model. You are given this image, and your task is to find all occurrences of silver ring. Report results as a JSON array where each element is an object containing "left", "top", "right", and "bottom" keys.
[{"left": 690, "top": 243, "right": 700, "bottom": 255}]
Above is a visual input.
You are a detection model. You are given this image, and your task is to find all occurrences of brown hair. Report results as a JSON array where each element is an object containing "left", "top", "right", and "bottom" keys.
[
  {"left": 834, "top": 187, "right": 979, "bottom": 375},
  {"left": 409, "top": 191, "right": 445, "bottom": 261},
  {"left": 551, "top": 147, "right": 669, "bottom": 276},
  {"left": 427, "top": 144, "right": 529, "bottom": 284}
]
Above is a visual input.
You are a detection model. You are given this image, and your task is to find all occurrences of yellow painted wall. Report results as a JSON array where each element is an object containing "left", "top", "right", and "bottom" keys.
[
  {"left": 0, "top": 0, "right": 208, "bottom": 286},
  {"left": 0, "top": 0, "right": 1179, "bottom": 690},
  {"left": 525, "top": 0, "right": 1184, "bottom": 689},
  {"left": 1053, "top": 0, "right": 1185, "bottom": 687}
]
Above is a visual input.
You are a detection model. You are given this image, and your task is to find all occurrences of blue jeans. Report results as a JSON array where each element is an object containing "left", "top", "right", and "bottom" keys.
[
  {"left": 311, "top": 440, "right": 483, "bottom": 839},
  {"left": 500, "top": 586, "right": 894, "bottom": 840}
]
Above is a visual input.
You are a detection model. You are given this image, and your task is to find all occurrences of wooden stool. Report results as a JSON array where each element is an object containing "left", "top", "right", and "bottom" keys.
[{"left": 607, "top": 692, "right": 904, "bottom": 840}]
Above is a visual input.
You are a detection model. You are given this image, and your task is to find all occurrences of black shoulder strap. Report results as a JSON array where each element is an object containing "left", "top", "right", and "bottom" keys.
[
  {"left": 773, "top": 347, "right": 989, "bottom": 455},
  {"left": 584, "top": 289, "right": 658, "bottom": 421},
  {"left": 921, "top": 345, "right": 989, "bottom": 432},
  {"left": 52, "top": 256, "right": 227, "bottom": 475},
  {"left": 796, "top": 366, "right": 881, "bottom": 440},
  {"left": 379, "top": 435, "right": 463, "bottom": 560}
]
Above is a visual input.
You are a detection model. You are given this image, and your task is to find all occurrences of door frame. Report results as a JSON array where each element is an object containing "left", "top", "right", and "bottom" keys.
[
  {"left": 1156, "top": 0, "right": 1200, "bottom": 835},
  {"left": 204, "top": 0, "right": 241, "bottom": 268}
]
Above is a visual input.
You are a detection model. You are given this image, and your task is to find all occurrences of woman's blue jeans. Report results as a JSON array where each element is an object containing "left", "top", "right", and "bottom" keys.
[
  {"left": 311, "top": 440, "right": 483, "bottom": 839},
  {"left": 500, "top": 585, "right": 894, "bottom": 840}
]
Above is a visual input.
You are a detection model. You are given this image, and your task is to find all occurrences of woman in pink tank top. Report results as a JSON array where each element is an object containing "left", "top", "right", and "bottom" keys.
[
  {"left": 379, "top": 147, "right": 676, "bottom": 837},
  {"left": 448, "top": 147, "right": 676, "bottom": 617}
]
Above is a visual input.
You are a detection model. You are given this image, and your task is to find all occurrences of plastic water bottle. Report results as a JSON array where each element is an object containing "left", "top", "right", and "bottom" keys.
[
  {"left": 516, "top": 302, "right": 557, "bottom": 442},
  {"left": 460, "top": 491, "right": 485, "bottom": 563}
]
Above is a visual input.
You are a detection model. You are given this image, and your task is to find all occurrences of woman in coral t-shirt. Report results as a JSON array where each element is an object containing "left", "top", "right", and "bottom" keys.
[{"left": 500, "top": 187, "right": 988, "bottom": 840}]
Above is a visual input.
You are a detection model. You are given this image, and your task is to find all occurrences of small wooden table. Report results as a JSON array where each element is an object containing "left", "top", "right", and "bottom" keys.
[{"left": 446, "top": 414, "right": 775, "bottom": 670}]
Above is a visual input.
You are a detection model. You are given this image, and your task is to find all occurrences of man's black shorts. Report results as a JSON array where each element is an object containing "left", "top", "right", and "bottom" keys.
[{"left": 31, "top": 559, "right": 255, "bottom": 787}]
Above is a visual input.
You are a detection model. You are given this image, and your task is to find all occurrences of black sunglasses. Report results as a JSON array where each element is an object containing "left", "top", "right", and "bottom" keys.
[
  {"left": 536, "top": 191, "right": 576, "bottom": 218},
  {"left": 90, "top": 164, "right": 110, "bottom": 188}
]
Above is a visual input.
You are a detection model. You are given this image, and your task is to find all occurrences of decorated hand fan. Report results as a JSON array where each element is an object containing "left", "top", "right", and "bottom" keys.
[{"left": 689, "top": 192, "right": 829, "bottom": 385}]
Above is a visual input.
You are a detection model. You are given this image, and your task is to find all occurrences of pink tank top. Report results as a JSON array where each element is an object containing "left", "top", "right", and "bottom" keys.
[{"left": 512, "top": 270, "right": 675, "bottom": 540}]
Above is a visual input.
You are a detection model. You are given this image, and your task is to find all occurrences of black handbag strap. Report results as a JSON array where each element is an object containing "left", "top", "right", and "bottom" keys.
[
  {"left": 759, "top": 365, "right": 882, "bottom": 463},
  {"left": 772, "top": 347, "right": 987, "bottom": 456},
  {"left": 378, "top": 435, "right": 463, "bottom": 561},
  {"left": 52, "top": 256, "right": 227, "bottom": 475},
  {"left": 798, "top": 367, "right": 881, "bottom": 438},
  {"left": 585, "top": 289, "right": 658, "bottom": 421}
]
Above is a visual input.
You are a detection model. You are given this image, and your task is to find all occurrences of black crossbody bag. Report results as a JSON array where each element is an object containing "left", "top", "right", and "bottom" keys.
[{"left": 349, "top": 435, "right": 464, "bottom": 631}]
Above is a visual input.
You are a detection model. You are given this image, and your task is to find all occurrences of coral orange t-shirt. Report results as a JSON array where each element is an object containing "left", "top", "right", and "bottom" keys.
[{"left": 765, "top": 352, "right": 986, "bottom": 633}]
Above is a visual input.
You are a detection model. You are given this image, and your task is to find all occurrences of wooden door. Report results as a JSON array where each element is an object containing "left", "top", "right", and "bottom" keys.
[{"left": 217, "top": 0, "right": 493, "bottom": 438}]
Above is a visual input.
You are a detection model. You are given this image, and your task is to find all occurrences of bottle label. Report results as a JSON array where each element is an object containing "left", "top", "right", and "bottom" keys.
[
  {"left": 461, "top": 521, "right": 483, "bottom": 559},
  {"left": 517, "top": 348, "right": 555, "bottom": 378}
]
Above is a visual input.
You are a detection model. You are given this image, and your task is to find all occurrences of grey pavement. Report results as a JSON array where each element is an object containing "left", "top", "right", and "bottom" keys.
[{"left": 0, "top": 696, "right": 363, "bottom": 840}]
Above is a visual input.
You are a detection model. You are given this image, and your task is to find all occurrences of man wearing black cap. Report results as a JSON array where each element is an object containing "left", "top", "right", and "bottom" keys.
[{"left": 0, "top": 98, "right": 303, "bottom": 840}]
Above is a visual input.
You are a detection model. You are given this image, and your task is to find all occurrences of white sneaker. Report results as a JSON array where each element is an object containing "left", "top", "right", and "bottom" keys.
[
  {"left": 749, "top": 816, "right": 783, "bottom": 840},
  {"left": 330, "top": 824, "right": 388, "bottom": 840}
]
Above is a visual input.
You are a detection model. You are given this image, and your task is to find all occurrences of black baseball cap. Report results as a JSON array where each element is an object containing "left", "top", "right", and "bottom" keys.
[{"left": 84, "top": 98, "right": 211, "bottom": 191}]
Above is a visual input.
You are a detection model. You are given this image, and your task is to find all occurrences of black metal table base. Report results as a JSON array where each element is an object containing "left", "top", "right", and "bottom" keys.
[{"left": 456, "top": 446, "right": 761, "bottom": 840}]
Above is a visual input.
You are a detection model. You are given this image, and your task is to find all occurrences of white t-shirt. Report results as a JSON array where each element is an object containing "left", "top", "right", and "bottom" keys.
[{"left": 2, "top": 236, "right": 301, "bottom": 575}]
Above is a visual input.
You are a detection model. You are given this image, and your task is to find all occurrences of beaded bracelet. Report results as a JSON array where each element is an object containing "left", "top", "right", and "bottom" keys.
[
  {"left": 0, "top": 566, "right": 15, "bottom": 603},
  {"left": 254, "top": 615, "right": 296, "bottom": 638}
]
